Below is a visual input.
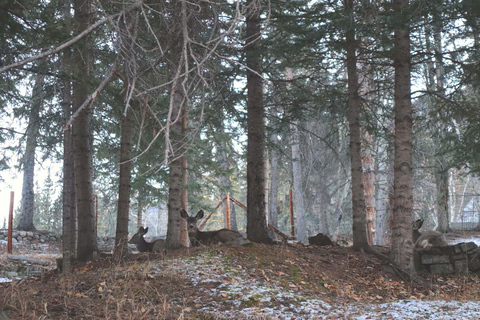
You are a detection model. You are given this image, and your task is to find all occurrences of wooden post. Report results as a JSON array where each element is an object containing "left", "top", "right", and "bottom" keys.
[
  {"left": 289, "top": 189, "right": 295, "bottom": 237},
  {"left": 229, "top": 196, "right": 247, "bottom": 211},
  {"left": 8, "top": 191, "right": 14, "bottom": 254},
  {"left": 226, "top": 193, "right": 231, "bottom": 229},
  {"left": 198, "top": 212, "right": 214, "bottom": 231}
]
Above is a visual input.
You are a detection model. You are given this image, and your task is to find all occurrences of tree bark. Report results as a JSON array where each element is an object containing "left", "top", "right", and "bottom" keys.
[
  {"left": 291, "top": 122, "right": 307, "bottom": 243},
  {"left": 62, "top": 59, "right": 76, "bottom": 272},
  {"left": 137, "top": 191, "right": 144, "bottom": 228},
  {"left": 345, "top": 0, "right": 369, "bottom": 251},
  {"left": 180, "top": 110, "right": 189, "bottom": 247},
  {"left": 61, "top": 0, "right": 76, "bottom": 272},
  {"left": 166, "top": 80, "right": 187, "bottom": 250},
  {"left": 245, "top": 0, "right": 273, "bottom": 244},
  {"left": 436, "top": 161, "right": 450, "bottom": 232},
  {"left": 114, "top": 111, "right": 134, "bottom": 260},
  {"left": 17, "top": 63, "right": 45, "bottom": 231},
  {"left": 73, "top": 0, "right": 98, "bottom": 261},
  {"left": 433, "top": 20, "right": 450, "bottom": 233},
  {"left": 268, "top": 133, "right": 280, "bottom": 228},
  {"left": 375, "top": 142, "right": 393, "bottom": 245},
  {"left": 390, "top": 0, "right": 414, "bottom": 273}
]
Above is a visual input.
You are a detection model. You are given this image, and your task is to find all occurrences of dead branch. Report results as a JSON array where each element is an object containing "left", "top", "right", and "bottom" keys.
[
  {"left": 364, "top": 246, "right": 431, "bottom": 290},
  {"left": 64, "top": 58, "right": 120, "bottom": 130}
]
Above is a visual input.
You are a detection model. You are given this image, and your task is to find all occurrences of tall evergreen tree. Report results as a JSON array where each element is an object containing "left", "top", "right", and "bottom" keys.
[
  {"left": 391, "top": 0, "right": 414, "bottom": 273},
  {"left": 73, "top": 0, "right": 98, "bottom": 261},
  {"left": 245, "top": 0, "right": 274, "bottom": 244},
  {"left": 17, "top": 62, "right": 45, "bottom": 231},
  {"left": 345, "top": 0, "right": 369, "bottom": 251}
]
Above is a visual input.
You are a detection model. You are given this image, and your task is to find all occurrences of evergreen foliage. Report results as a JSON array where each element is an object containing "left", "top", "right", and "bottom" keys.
[{"left": 0, "top": 0, "right": 479, "bottom": 244}]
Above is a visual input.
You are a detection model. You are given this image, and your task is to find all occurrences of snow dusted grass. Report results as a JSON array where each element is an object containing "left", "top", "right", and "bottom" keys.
[
  {"left": 147, "top": 250, "right": 480, "bottom": 319},
  {"left": 351, "top": 300, "right": 480, "bottom": 320}
]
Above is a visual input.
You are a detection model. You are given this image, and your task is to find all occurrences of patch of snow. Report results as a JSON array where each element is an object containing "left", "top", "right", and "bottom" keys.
[
  {"left": 449, "top": 237, "right": 480, "bottom": 247},
  {"left": 350, "top": 300, "right": 480, "bottom": 320},
  {"left": 149, "top": 252, "right": 480, "bottom": 319},
  {"left": 0, "top": 278, "right": 12, "bottom": 283}
]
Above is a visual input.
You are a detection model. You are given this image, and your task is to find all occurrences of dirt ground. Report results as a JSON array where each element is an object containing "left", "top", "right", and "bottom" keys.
[{"left": 1, "top": 230, "right": 480, "bottom": 319}]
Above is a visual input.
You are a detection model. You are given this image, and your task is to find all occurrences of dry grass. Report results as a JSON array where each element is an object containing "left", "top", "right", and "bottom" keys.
[{"left": 1, "top": 233, "right": 480, "bottom": 319}]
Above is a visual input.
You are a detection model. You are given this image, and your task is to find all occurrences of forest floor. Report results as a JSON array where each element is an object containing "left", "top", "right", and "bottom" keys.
[{"left": 1, "top": 230, "right": 480, "bottom": 319}]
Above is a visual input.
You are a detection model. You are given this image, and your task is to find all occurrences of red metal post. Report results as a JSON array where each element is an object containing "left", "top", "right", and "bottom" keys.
[{"left": 226, "top": 193, "right": 231, "bottom": 229}]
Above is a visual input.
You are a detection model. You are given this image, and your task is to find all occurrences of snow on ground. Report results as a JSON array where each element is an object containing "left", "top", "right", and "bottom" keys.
[
  {"left": 147, "top": 251, "right": 480, "bottom": 320},
  {"left": 449, "top": 236, "right": 480, "bottom": 247}
]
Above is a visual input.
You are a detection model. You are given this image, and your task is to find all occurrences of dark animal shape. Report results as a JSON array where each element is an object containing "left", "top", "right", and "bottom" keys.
[
  {"left": 180, "top": 209, "right": 245, "bottom": 246},
  {"left": 129, "top": 226, "right": 165, "bottom": 252},
  {"left": 412, "top": 219, "right": 448, "bottom": 248},
  {"left": 308, "top": 233, "right": 334, "bottom": 246}
]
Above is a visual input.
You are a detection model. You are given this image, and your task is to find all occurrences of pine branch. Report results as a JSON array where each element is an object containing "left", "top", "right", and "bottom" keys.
[{"left": 0, "top": 3, "right": 141, "bottom": 74}]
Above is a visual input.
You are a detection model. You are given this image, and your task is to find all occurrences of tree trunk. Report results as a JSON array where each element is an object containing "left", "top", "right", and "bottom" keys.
[
  {"left": 180, "top": 124, "right": 189, "bottom": 247},
  {"left": 436, "top": 161, "right": 450, "bottom": 232},
  {"left": 114, "top": 112, "right": 134, "bottom": 260},
  {"left": 375, "top": 141, "right": 393, "bottom": 245},
  {"left": 432, "top": 21, "right": 451, "bottom": 233},
  {"left": 390, "top": 0, "right": 414, "bottom": 273},
  {"left": 345, "top": 0, "right": 369, "bottom": 251},
  {"left": 137, "top": 190, "right": 144, "bottom": 228},
  {"left": 73, "top": 0, "right": 98, "bottom": 261},
  {"left": 291, "top": 122, "right": 307, "bottom": 243},
  {"left": 230, "top": 200, "right": 238, "bottom": 231},
  {"left": 114, "top": 3, "right": 140, "bottom": 259},
  {"left": 166, "top": 80, "right": 186, "bottom": 250},
  {"left": 62, "top": 44, "right": 76, "bottom": 272},
  {"left": 245, "top": 0, "right": 273, "bottom": 244},
  {"left": 216, "top": 126, "right": 237, "bottom": 230},
  {"left": 268, "top": 133, "right": 280, "bottom": 229},
  {"left": 362, "top": 132, "right": 376, "bottom": 245},
  {"left": 17, "top": 63, "right": 44, "bottom": 231}
]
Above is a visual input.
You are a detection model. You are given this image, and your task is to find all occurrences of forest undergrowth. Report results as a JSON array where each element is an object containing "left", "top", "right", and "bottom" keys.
[{"left": 1, "top": 231, "right": 480, "bottom": 319}]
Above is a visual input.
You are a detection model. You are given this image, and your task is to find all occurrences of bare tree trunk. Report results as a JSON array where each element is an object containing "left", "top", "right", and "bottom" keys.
[
  {"left": 61, "top": 6, "right": 76, "bottom": 270},
  {"left": 136, "top": 191, "right": 144, "bottom": 228},
  {"left": 345, "top": 0, "right": 369, "bottom": 251},
  {"left": 390, "top": 0, "right": 414, "bottom": 273},
  {"left": 291, "top": 123, "right": 307, "bottom": 243},
  {"left": 166, "top": 81, "right": 186, "bottom": 250},
  {"left": 180, "top": 109, "right": 189, "bottom": 247},
  {"left": 436, "top": 161, "right": 450, "bottom": 232},
  {"left": 73, "top": 0, "right": 98, "bottom": 261},
  {"left": 362, "top": 131, "right": 376, "bottom": 245},
  {"left": 433, "top": 21, "right": 451, "bottom": 233},
  {"left": 114, "top": 112, "right": 134, "bottom": 260},
  {"left": 230, "top": 200, "right": 238, "bottom": 231},
  {"left": 245, "top": 0, "right": 273, "bottom": 244},
  {"left": 375, "top": 141, "right": 393, "bottom": 245},
  {"left": 268, "top": 133, "right": 280, "bottom": 228},
  {"left": 114, "top": 4, "right": 140, "bottom": 259},
  {"left": 17, "top": 62, "right": 45, "bottom": 231}
]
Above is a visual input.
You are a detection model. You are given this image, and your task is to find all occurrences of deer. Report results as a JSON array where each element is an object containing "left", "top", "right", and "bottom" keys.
[
  {"left": 129, "top": 226, "right": 166, "bottom": 252},
  {"left": 180, "top": 209, "right": 246, "bottom": 246},
  {"left": 412, "top": 218, "right": 448, "bottom": 248}
]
